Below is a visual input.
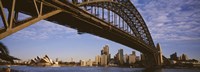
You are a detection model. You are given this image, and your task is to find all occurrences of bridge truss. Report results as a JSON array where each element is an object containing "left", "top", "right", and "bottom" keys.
[{"left": 0, "top": 0, "right": 164, "bottom": 67}]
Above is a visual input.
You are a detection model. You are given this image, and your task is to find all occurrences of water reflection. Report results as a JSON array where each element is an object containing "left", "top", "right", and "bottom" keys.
[
  {"left": 1, "top": 66, "right": 200, "bottom": 72},
  {"left": 142, "top": 68, "right": 163, "bottom": 72}
]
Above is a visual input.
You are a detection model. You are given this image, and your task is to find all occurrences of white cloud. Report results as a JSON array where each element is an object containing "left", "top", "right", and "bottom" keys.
[
  {"left": 5, "top": 0, "right": 200, "bottom": 41},
  {"left": 9, "top": 20, "right": 78, "bottom": 40},
  {"left": 132, "top": 0, "right": 200, "bottom": 41}
]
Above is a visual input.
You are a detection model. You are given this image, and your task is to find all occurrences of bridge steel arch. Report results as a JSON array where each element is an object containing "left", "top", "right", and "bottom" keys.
[
  {"left": 73, "top": 0, "right": 162, "bottom": 67},
  {"left": 0, "top": 0, "right": 163, "bottom": 68},
  {"left": 76, "top": 0, "right": 155, "bottom": 49}
]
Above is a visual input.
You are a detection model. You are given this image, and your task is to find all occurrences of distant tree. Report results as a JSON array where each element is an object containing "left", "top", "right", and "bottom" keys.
[{"left": 0, "top": 42, "right": 20, "bottom": 63}]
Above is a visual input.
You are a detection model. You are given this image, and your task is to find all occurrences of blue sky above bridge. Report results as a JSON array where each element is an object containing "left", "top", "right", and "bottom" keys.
[{"left": 1, "top": 0, "right": 200, "bottom": 61}]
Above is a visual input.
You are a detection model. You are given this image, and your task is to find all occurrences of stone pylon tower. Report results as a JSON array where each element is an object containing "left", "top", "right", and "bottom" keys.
[{"left": 157, "top": 43, "right": 163, "bottom": 65}]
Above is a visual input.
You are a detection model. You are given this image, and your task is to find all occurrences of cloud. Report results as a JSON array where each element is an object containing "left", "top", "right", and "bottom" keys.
[
  {"left": 3, "top": 0, "right": 200, "bottom": 41},
  {"left": 9, "top": 20, "right": 78, "bottom": 40},
  {"left": 0, "top": 8, "right": 79, "bottom": 40},
  {"left": 132, "top": 0, "right": 200, "bottom": 41}
]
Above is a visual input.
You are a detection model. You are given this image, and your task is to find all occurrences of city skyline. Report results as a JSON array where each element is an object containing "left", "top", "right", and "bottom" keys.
[
  {"left": 17, "top": 44, "right": 197, "bottom": 63},
  {"left": 1, "top": 0, "right": 200, "bottom": 62}
]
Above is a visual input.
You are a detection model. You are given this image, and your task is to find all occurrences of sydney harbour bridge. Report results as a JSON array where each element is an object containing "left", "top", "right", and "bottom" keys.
[{"left": 0, "top": 0, "right": 164, "bottom": 68}]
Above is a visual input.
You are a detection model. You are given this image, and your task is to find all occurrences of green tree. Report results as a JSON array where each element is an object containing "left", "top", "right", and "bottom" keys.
[{"left": 0, "top": 42, "right": 20, "bottom": 63}]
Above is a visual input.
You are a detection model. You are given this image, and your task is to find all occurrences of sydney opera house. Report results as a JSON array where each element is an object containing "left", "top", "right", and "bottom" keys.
[{"left": 29, "top": 55, "right": 58, "bottom": 66}]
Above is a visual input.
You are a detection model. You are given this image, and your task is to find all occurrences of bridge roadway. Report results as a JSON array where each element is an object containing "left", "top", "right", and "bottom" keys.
[{"left": 1, "top": 0, "right": 162, "bottom": 67}]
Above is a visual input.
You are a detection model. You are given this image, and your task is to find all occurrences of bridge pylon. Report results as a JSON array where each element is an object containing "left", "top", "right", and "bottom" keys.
[
  {"left": 141, "top": 43, "right": 163, "bottom": 68},
  {"left": 156, "top": 43, "right": 163, "bottom": 66}
]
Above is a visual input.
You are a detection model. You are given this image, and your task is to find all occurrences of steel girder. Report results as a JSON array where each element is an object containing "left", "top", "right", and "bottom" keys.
[
  {"left": 79, "top": 2, "right": 140, "bottom": 38},
  {"left": 0, "top": 0, "right": 155, "bottom": 49},
  {"left": 0, "top": 0, "right": 62, "bottom": 39},
  {"left": 0, "top": 0, "right": 162, "bottom": 67},
  {"left": 72, "top": 0, "right": 155, "bottom": 48}
]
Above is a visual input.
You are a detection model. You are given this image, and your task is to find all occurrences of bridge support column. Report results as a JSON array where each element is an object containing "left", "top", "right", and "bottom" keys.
[
  {"left": 142, "top": 44, "right": 163, "bottom": 68},
  {"left": 142, "top": 53, "right": 158, "bottom": 68},
  {"left": 156, "top": 43, "right": 163, "bottom": 66}
]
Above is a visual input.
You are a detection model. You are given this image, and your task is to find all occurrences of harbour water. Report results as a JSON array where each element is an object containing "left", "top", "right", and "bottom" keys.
[{"left": 1, "top": 66, "right": 200, "bottom": 72}]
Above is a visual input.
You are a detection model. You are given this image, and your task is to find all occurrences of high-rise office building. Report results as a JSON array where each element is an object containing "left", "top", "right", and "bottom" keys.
[
  {"left": 114, "top": 53, "right": 119, "bottom": 63},
  {"left": 101, "top": 45, "right": 109, "bottom": 55},
  {"left": 95, "top": 55, "right": 101, "bottom": 65},
  {"left": 129, "top": 51, "right": 136, "bottom": 64},
  {"left": 118, "top": 49, "right": 124, "bottom": 65},
  {"left": 100, "top": 45, "right": 110, "bottom": 65},
  {"left": 100, "top": 54, "right": 107, "bottom": 66},
  {"left": 124, "top": 54, "right": 129, "bottom": 64}
]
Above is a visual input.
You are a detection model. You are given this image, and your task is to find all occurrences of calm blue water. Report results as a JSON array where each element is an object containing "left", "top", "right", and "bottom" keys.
[{"left": 1, "top": 66, "right": 200, "bottom": 72}]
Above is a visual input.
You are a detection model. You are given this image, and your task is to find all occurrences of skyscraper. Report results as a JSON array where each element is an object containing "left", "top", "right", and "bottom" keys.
[
  {"left": 100, "top": 54, "right": 107, "bottom": 66},
  {"left": 129, "top": 51, "right": 136, "bottom": 65},
  {"left": 101, "top": 45, "right": 109, "bottom": 55},
  {"left": 124, "top": 54, "right": 129, "bottom": 64},
  {"left": 118, "top": 49, "right": 124, "bottom": 65},
  {"left": 100, "top": 45, "right": 110, "bottom": 66},
  {"left": 95, "top": 55, "right": 101, "bottom": 65}
]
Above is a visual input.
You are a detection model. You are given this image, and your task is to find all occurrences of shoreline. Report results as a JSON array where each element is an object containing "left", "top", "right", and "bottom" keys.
[
  {"left": 0, "top": 65, "right": 199, "bottom": 72},
  {"left": 1, "top": 65, "right": 200, "bottom": 69}
]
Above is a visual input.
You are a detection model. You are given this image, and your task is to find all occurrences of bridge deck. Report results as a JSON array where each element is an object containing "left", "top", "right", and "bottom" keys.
[{"left": 1, "top": 0, "right": 157, "bottom": 54}]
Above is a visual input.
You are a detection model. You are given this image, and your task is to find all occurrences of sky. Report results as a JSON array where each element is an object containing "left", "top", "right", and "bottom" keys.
[{"left": 0, "top": 0, "right": 200, "bottom": 62}]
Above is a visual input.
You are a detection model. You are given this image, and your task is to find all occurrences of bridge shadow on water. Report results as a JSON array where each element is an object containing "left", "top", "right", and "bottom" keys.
[
  {"left": 141, "top": 68, "right": 163, "bottom": 72},
  {"left": 133, "top": 68, "right": 163, "bottom": 72}
]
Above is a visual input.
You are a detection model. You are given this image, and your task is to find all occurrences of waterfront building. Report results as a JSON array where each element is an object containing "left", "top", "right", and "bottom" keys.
[
  {"left": 100, "top": 54, "right": 107, "bottom": 66},
  {"left": 180, "top": 54, "right": 189, "bottom": 61},
  {"left": 124, "top": 54, "right": 129, "bottom": 64},
  {"left": 114, "top": 53, "right": 119, "bottom": 64},
  {"left": 86, "top": 59, "right": 93, "bottom": 66},
  {"left": 80, "top": 60, "right": 86, "bottom": 66},
  {"left": 100, "top": 45, "right": 110, "bottom": 65},
  {"left": 170, "top": 52, "right": 178, "bottom": 60},
  {"left": 95, "top": 55, "right": 101, "bottom": 65},
  {"left": 118, "top": 49, "right": 124, "bottom": 65},
  {"left": 101, "top": 45, "right": 109, "bottom": 55},
  {"left": 129, "top": 51, "right": 136, "bottom": 65},
  {"left": 29, "top": 55, "right": 58, "bottom": 66}
]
